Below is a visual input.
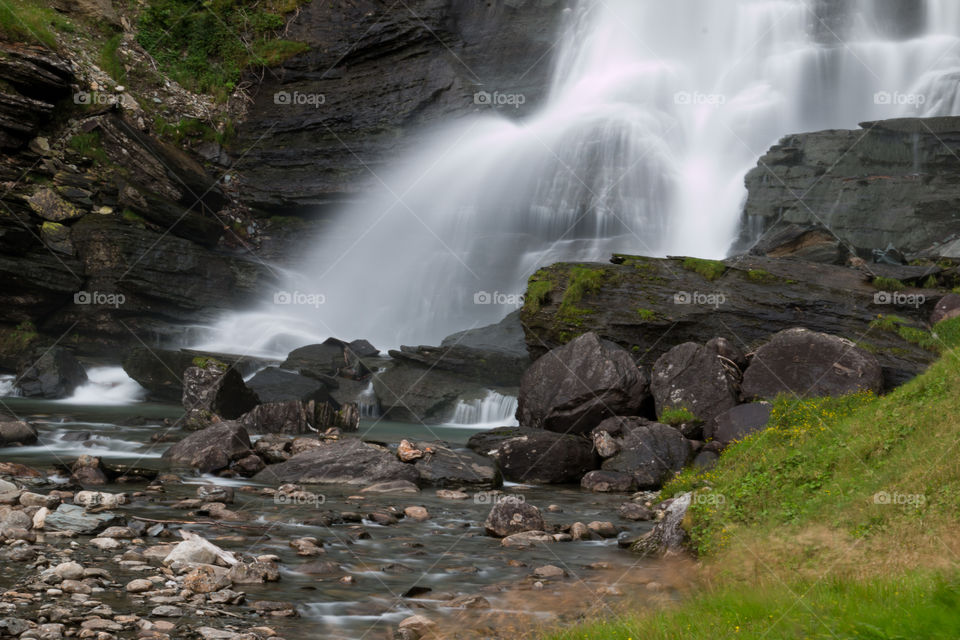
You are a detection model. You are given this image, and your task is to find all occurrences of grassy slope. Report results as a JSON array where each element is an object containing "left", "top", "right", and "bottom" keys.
[{"left": 547, "top": 316, "right": 960, "bottom": 639}]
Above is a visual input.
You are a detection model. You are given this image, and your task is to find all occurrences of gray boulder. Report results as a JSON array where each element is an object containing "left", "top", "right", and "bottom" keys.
[
  {"left": 599, "top": 417, "right": 692, "bottom": 489},
  {"left": 253, "top": 439, "right": 419, "bottom": 486},
  {"left": 705, "top": 402, "right": 773, "bottom": 444},
  {"left": 466, "top": 427, "right": 597, "bottom": 484},
  {"left": 931, "top": 293, "right": 960, "bottom": 325},
  {"left": 0, "top": 420, "right": 38, "bottom": 446},
  {"left": 483, "top": 498, "right": 544, "bottom": 538},
  {"left": 182, "top": 365, "right": 258, "bottom": 420},
  {"left": 16, "top": 346, "right": 87, "bottom": 399},
  {"left": 238, "top": 399, "right": 359, "bottom": 434},
  {"left": 245, "top": 367, "right": 333, "bottom": 404},
  {"left": 412, "top": 442, "right": 501, "bottom": 489},
  {"left": 651, "top": 341, "right": 740, "bottom": 424},
  {"left": 44, "top": 503, "right": 122, "bottom": 535},
  {"left": 162, "top": 422, "right": 252, "bottom": 473}
]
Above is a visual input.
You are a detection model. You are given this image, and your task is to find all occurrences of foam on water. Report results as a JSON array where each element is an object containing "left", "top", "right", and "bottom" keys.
[{"left": 59, "top": 366, "right": 147, "bottom": 405}]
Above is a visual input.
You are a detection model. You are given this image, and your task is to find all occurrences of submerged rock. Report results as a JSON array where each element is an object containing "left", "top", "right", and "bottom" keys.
[
  {"left": 412, "top": 442, "right": 502, "bottom": 489},
  {"left": 483, "top": 498, "right": 544, "bottom": 538},
  {"left": 43, "top": 503, "right": 121, "bottom": 535},
  {"left": 0, "top": 420, "right": 38, "bottom": 447}
]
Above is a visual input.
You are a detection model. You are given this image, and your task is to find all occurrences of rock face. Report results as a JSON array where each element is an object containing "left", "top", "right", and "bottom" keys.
[
  {"left": 466, "top": 427, "right": 597, "bottom": 484},
  {"left": 234, "top": 1, "right": 567, "bottom": 212},
  {"left": 932, "top": 294, "right": 960, "bottom": 325},
  {"left": 122, "top": 349, "right": 268, "bottom": 402},
  {"left": 15, "top": 346, "right": 87, "bottom": 399},
  {"left": 517, "top": 332, "right": 650, "bottom": 434},
  {"left": 182, "top": 365, "right": 259, "bottom": 420},
  {"left": 739, "top": 117, "right": 960, "bottom": 258},
  {"left": 483, "top": 499, "right": 545, "bottom": 538},
  {"left": 705, "top": 402, "right": 773, "bottom": 444},
  {"left": 742, "top": 328, "right": 883, "bottom": 400},
  {"left": 162, "top": 422, "right": 252, "bottom": 473},
  {"left": 651, "top": 341, "right": 740, "bottom": 424},
  {"left": 520, "top": 255, "right": 937, "bottom": 389},
  {"left": 596, "top": 417, "right": 692, "bottom": 489},
  {"left": 412, "top": 443, "right": 502, "bottom": 489},
  {"left": 253, "top": 439, "right": 419, "bottom": 486}
]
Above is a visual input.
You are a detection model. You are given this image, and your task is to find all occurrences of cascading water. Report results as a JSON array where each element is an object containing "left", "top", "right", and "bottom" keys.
[
  {"left": 197, "top": 0, "right": 960, "bottom": 356},
  {"left": 449, "top": 391, "right": 520, "bottom": 428}
]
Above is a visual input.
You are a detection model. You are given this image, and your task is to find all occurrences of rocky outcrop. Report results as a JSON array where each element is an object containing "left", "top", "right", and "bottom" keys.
[
  {"left": 517, "top": 332, "right": 650, "bottom": 434},
  {"left": 238, "top": 399, "right": 360, "bottom": 434},
  {"left": 182, "top": 365, "right": 259, "bottom": 420},
  {"left": 466, "top": 427, "right": 597, "bottom": 484},
  {"left": 122, "top": 349, "right": 270, "bottom": 402},
  {"left": 520, "top": 255, "right": 939, "bottom": 389},
  {"left": 739, "top": 117, "right": 960, "bottom": 259},
  {"left": 371, "top": 362, "right": 476, "bottom": 424},
  {"left": 245, "top": 367, "right": 333, "bottom": 404},
  {"left": 15, "top": 346, "right": 87, "bottom": 399},
  {"left": 253, "top": 439, "right": 419, "bottom": 486}
]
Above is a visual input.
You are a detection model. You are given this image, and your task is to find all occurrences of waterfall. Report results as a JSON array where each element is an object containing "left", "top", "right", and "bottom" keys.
[
  {"left": 195, "top": 0, "right": 960, "bottom": 356},
  {"left": 59, "top": 367, "right": 148, "bottom": 405},
  {"left": 357, "top": 381, "right": 380, "bottom": 418},
  {"left": 449, "top": 391, "right": 519, "bottom": 428}
]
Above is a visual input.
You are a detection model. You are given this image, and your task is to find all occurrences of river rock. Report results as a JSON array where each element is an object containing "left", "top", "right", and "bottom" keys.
[
  {"left": 162, "top": 421, "right": 252, "bottom": 473},
  {"left": 517, "top": 332, "right": 650, "bottom": 434},
  {"left": 183, "top": 565, "right": 232, "bottom": 593},
  {"left": 15, "top": 346, "right": 87, "bottom": 399},
  {"left": 598, "top": 417, "right": 692, "bottom": 489},
  {"left": 742, "top": 328, "right": 883, "bottom": 399},
  {"left": 704, "top": 402, "right": 773, "bottom": 445},
  {"left": 931, "top": 293, "right": 960, "bottom": 325},
  {"left": 0, "top": 420, "right": 38, "bottom": 446},
  {"left": 413, "top": 442, "right": 502, "bottom": 489},
  {"left": 164, "top": 532, "right": 237, "bottom": 567},
  {"left": 71, "top": 454, "right": 108, "bottom": 485},
  {"left": 245, "top": 367, "right": 334, "bottom": 404},
  {"left": 239, "top": 398, "right": 358, "bottom": 434},
  {"left": 182, "top": 364, "right": 258, "bottom": 420},
  {"left": 43, "top": 503, "right": 121, "bottom": 534},
  {"left": 483, "top": 498, "right": 544, "bottom": 538},
  {"left": 617, "top": 502, "right": 654, "bottom": 521},
  {"left": 125, "top": 578, "right": 153, "bottom": 593},
  {"left": 254, "top": 439, "right": 419, "bottom": 485},
  {"left": 466, "top": 427, "right": 598, "bottom": 484},
  {"left": 632, "top": 492, "right": 692, "bottom": 556},
  {"left": 227, "top": 560, "right": 280, "bottom": 584},
  {"left": 580, "top": 470, "right": 636, "bottom": 493},
  {"left": 532, "top": 565, "right": 565, "bottom": 579},
  {"left": 651, "top": 341, "right": 740, "bottom": 424},
  {"left": 361, "top": 480, "right": 420, "bottom": 494},
  {"left": 52, "top": 561, "right": 84, "bottom": 581},
  {"left": 501, "top": 530, "right": 554, "bottom": 548}
]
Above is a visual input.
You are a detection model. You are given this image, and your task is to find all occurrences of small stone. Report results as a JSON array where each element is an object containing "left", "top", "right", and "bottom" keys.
[
  {"left": 532, "top": 565, "right": 566, "bottom": 579},
  {"left": 587, "top": 521, "right": 619, "bottom": 538},
  {"left": 90, "top": 537, "right": 122, "bottom": 550},
  {"left": 53, "top": 561, "right": 85, "bottom": 581},
  {"left": 570, "top": 522, "right": 594, "bottom": 541},
  {"left": 398, "top": 614, "right": 434, "bottom": 637},
  {"left": 397, "top": 439, "right": 423, "bottom": 462},
  {"left": 151, "top": 605, "right": 183, "bottom": 617},
  {"left": 403, "top": 506, "right": 429, "bottom": 521},
  {"left": 126, "top": 579, "right": 153, "bottom": 593}
]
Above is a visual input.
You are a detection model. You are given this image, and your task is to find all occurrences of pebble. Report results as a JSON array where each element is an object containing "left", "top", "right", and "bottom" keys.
[
  {"left": 403, "top": 506, "right": 429, "bottom": 521},
  {"left": 126, "top": 578, "right": 153, "bottom": 593},
  {"left": 533, "top": 565, "right": 566, "bottom": 579},
  {"left": 90, "top": 537, "right": 122, "bottom": 550},
  {"left": 151, "top": 605, "right": 183, "bottom": 617}
]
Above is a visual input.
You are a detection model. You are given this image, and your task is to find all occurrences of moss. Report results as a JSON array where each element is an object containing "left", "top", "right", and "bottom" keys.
[
  {"left": 871, "top": 314, "right": 939, "bottom": 353},
  {"left": 923, "top": 274, "right": 939, "bottom": 289},
  {"left": 636, "top": 308, "right": 657, "bottom": 321},
  {"left": 99, "top": 32, "right": 126, "bottom": 83},
  {"left": 746, "top": 268, "right": 777, "bottom": 283},
  {"left": 874, "top": 276, "right": 906, "bottom": 291},
  {"left": 682, "top": 257, "right": 727, "bottom": 281},
  {"left": 557, "top": 266, "right": 604, "bottom": 324},
  {"left": 659, "top": 406, "right": 698, "bottom": 426},
  {"left": 0, "top": 0, "right": 73, "bottom": 48},
  {"left": 524, "top": 278, "right": 554, "bottom": 315},
  {"left": 121, "top": 209, "right": 146, "bottom": 225},
  {"left": 68, "top": 132, "right": 109, "bottom": 165},
  {"left": 191, "top": 356, "right": 227, "bottom": 371}
]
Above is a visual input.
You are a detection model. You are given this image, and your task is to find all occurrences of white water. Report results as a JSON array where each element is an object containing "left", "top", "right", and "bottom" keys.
[
  {"left": 196, "top": 0, "right": 960, "bottom": 355},
  {"left": 0, "top": 374, "right": 18, "bottom": 398},
  {"left": 59, "top": 366, "right": 148, "bottom": 405},
  {"left": 448, "top": 390, "right": 519, "bottom": 428}
]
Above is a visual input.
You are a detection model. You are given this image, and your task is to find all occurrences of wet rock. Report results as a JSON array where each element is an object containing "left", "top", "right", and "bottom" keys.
[
  {"left": 569, "top": 522, "right": 594, "bottom": 541},
  {"left": 501, "top": 530, "right": 554, "bottom": 548},
  {"left": 403, "top": 506, "right": 429, "bottom": 521},
  {"left": 296, "top": 559, "right": 344, "bottom": 577},
  {"left": 15, "top": 346, "right": 87, "bottom": 399},
  {"left": 360, "top": 480, "right": 420, "bottom": 495},
  {"left": 151, "top": 605, "right": 183, "bottom": 617},
  {"left": 617, "top": 502, "right": 654, "bottom": 521},
  {"left": 44, "top": 503, "right": 121, "bottom": 534},
  {"left": 398, "top": 614, "right": 435, "bottom": 639},
  {"left": 71, "top": 455, "right": 108, "bottom": 485},
  {"left": 164, "top": 532, "right": 238, "bottom": 567},
  {"left": 253, "top": 435, "right": 293, "bottom": 463},
  {"left": 413, "top": 442, "right": 502, "bottom": 489},
  {"left": 162, "top": 422, "right": 252, "bottom": 473},
  {"left": 368, "top": 511, "right": 399, "bottom": 526},
  {"left": 466, "top": 427, "right": 598, "bottom": 484},
  {"left": 593, "top": 429, "right": 619, "bottom": 458},
  {"left": 532, "top": 565, "right": 566, "bottom": 579},
  {"left": 0, "top": 420, "right": 38, "bottom": 446},
  {"left": 517, "top": 333, "right": 650, "bottom": 434},
  {"left": 253, "top": 439, "right": 419, "bottom": 486},
  {"left": 197, "top": 627, "right": 239, "bottom": 639},
  {"left": 183, "top": 565, "right": 232, "bottom": 593},
  {"left": 0, "top": 618, "right": 31, "bottom": 636},
  {"left": 632, "top": 492, "right": 692, "bottom": 557},
  {"left": 580, "top": 470, "right": 636, "bottom": 493},
  {"left": 0, "top": 462, "right": 41, "bottom": 477},
  {"left": 196, "top": 485, "right": 234, "bottom": 503},
  {"left": 227, "top": 561, "right": 279, "bottom": 584},
  {"left": 245, "top": 367, "right": 333, "bottom": 405},
  {"left": 704, "top": 402, "right": 773, "bottom": 445},
  {"left": 182, "top": 364, "right": 258, "bottom": 420},
  {"left": 289, "top": 538, "right": 323, "bottom": 556},
  {"left": 436, "top": 489, "right": 469, "bottom": 500},
  {"left": 125, "top": 578, "right": 153, "bottom": 593},
  {"left": 932, "top": 293, "right": 960, "bottom": 325},
  {"left": 651, "top": 341, "right": 740, "bottom": 424},
  {"left": 483, "top": 498, "right": 544, "bottom": 538},
  {"left": 742, "top": 328, "right": 883, "bottom": 399},
  {"left": 598, "top": 417, "right": 692, "bottom": 489},
  {"left": 587, "top": 521, "right": 619, "bottom": 538},
  {"left": 90, "top": 536, "right": 122, "bottom": 550},
  {"left": 52, "top": 561, "right": 84, "bottom": 581},
  {"left": 397, "top": 439, "right": 423, "bottom": 462}
]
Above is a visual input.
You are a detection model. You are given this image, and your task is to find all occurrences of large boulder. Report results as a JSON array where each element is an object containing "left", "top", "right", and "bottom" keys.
[
  {"left": 162, "top": 422, "right": 252, "bottom": 473},
  {"left": 598, "top": 417, "right": 692, "bottom": 489},
  {"left": 704, "top": 402, "right": 773, "bottom": 445},
  {"left": 412, "top": 443, "right": 501, "bottom": 489},
  {"left": 281, "top": 338, "right": 373, "bottom": 381},
  {"left": 245, "top": 367, "right": 333, "bottom": 404},
  {"left": 742, "top": 328, "right": 883, "bottom": 400},
  {"left": 517, "top": 332, "right": 649, "bottom": 434},
  {"left": 238, "top": 399, "right": 359, "bottom": 434},
  {"left": 483, "top": 498, "right": 545, "bottom": 538},
  {"left": 651, "top": 341, "right": 740, "bottom": 424},
  {"left": 43, "top": 503, "right": 122, "bottom": 535},
  {"left": 0, "top": 420, "right": 38, "bottom": 446},
  {"left": 466, "top": 427, "right": 597, "bottom": 484},
  {"left": 15, "top": 346, "right": 87, "bottom": 399},
  {"left": 253, "top": 439, "right": 419, "bottom": 486},
  {"left": 182, "top": 364, "right": 259, "bottom": 419},
  {"left": 372, "top": 363, "right": 476, "bottom": 423}
]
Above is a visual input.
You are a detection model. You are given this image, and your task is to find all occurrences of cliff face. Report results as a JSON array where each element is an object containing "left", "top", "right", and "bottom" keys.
[
  {"left": 739, "top": 117, "right": 960, "bottom": 259},
  {"left": 233, "top": 0, "right": 566, "bottom": 214}
]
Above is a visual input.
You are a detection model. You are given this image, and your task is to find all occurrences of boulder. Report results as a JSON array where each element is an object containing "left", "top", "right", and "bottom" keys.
[
  {"left": 164, "top": 531, "right": 237, "bottom": 567},
  {"left": 517, "top": 332, "right": 649, "bottom": 434},
  {"left": 281, "top": 338, "right": 372, "bottom": 381},
  {"left": 182, "top": 365, "right": 258, "bottom": 420},
  {"left": 599, "top": 418, "right": 692, "bottom": 489},
  {"left": 15, "top": 346, "right": 87, "bottom": 399},
  {"left": 742, "top": 328, "right": 883, "bottom": 399},
  {"left": 931, "top": 293, "right": 960, "bottom": 325},
  {"left": 632, "top": 492, "right": 691, "bottom": 556},
  {"left": 580, "top": 470, "right": 636, "bottom": 493},
  {"left": 253, "top": 439, "right": 419, "bottom": 486},
  {"left": 704, "top": 402, "right": 773, "bottom": 444},
  {"left": 161, "top": 422, "right": 252, "bottom": 473},
  {"left": 483, "top": 498, "right": 544, "bottom": 538},
  {"left": 43, "top": 504, "right": 121, "bottom": 535},
  {"left": 412, "top": 443, "right": 502, "bottom": 489},
  {"left": 372, "top": 362, "right": 476, "bottom": 423},
  {"left": 651, "top": 341, "right": 740, "bottom": 424},
  {"left": 0, "top": 420, "right": 37, "bottom": 446},
  {"left": 245, "top": 367, "right": 333, "bottom": 404},
  {"left": 466, "top": 427, "right": 597, "bottom": 484},
  {"left": 238, "top": 399, "right": 359, "bottom": 434}
]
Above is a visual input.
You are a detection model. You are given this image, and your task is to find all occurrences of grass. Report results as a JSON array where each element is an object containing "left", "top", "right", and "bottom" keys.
[
  {"left": 99, "top": 32, "right": 126, "bottom": 83},
  {"left": 636, "top": 308, "right": 657, "bottom": 321},
  {"left": 873, "top": 276, "right": 905, "bottom": 291},
  {"left": 746, "top": 268, "right": 776, "bottom": 283},
  {"left": 682, "top": 257, "right": 727, "bottom": 281},
  {"left": 557, "top": 267, "right": 604, "bottom": 324},
  {"left": 68, "top": 132, "right": 109, "bottom": 165},
  {"left": 0, "top": 0, "right": 73, "bottom": 48},
  {"left": 659, "top": 406, "right": 698, "bottom": 426},
  {"left": 870, "top": 314, "right": 940, "bottom": 353},
  {"left": 524, "top": 278, "right": 554, "bottom": 315},
  {"left": 546, "top": 316, "right": 960, "bottom": 640}
]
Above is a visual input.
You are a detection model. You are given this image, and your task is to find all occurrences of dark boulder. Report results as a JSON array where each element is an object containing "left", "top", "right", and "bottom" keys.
[
  {"left": 182, "top": 365, "right": 259, "bottom": 419},
  {"left": 517, "top": 332, "right": 649, "bottom": 434},
  {"left": 245, "top": 367, "right": 333, "bottom": 404},
  {"left": 651, "top": 341, "right": 740, "bottom": 425},
  {"left": 238, "top": 399, "right": 359, "bottom": 434},
  {"left": 372, "top": 363, "right": 476, "bottom": 423},
  {"left": 412, "top": 442, "right": 501, "bottom": 489},
  {"left": 15, "top": 346, "right": 87, "bottom": 399},
  {"left": 253, "top": 439, "right": 419, "bottom": 486},
  {"left": 122, "top": 348, "right": 197, "bottom": 402},
  {"left": 466, "top": 427, "right": 597, "bottom": 484},
  {"left": 483, "top": 498, "right": 545, "bottom": 538},
  {"left": 0, "top": 420, "right": 37, "bottom": 447},
  {"left": 742, "top": 328, "right": 883, "bottom": 400},
  {"left": 162, "top": 422, "right": 252, "bottom": 473},
  {"left": 705, "top": 402, "right": 773, "bottom": 445},
  {"left": 599, "top": 418, "right": 692, "bottom": 489},
  {"left": 931, "top": 294, "right": 960, "bottom": 325},
  {"left": 281, "top": 337, "right": 372, "bottom": 381},
  {"left": 580, "top": 470, "right": 636, "bottom": 493}
]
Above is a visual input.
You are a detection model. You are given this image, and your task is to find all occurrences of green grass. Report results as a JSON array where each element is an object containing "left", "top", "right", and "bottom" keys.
[
  {"left": 873, "top": 276, "right": 905, "bottom": 291},
  {"left": 99, "top": 32, "right": 126, "bottom": 83},
  {"left": 546, "top": 572, "right": 960, "bottom": 640},
  {"left": 870, "top": 314, "right": 939, "bottom": 353},
  {"left": 557, "top": 267, "right": 604, "bottom": 323},
  {"left": 659, "top": 406, "right": 698, "bottom": 426},
  {"left": 0, "top": 0, "right": 72, "bottom": 48},
  {"left": 68, "top": 132, "right": 109, "bottom": 165},
  {"left": 746, "top": 268, "right": 776, "bottom": 283},
  {"left": 682, "top": 257, "right": 727, "bottom": 281},
  {"left": 525, "top": 278, "right": 554, "bottom": 315},
  {"left": 636, "top": 308, "right": 657, "bottom": 321}
]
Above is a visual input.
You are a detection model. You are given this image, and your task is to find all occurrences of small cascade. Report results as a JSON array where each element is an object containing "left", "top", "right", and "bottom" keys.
[
  {"left": 0, "top": 374, "right": 19, "bottom": 398},
  {"left": 59, "top": 367, "right": 148, "bottom": 405},
  {"left": 449, "top": 390, "right": 519, "bottom": 427},
  {"left": 357, "top": 381, "right": 380, "bottom": 418}
]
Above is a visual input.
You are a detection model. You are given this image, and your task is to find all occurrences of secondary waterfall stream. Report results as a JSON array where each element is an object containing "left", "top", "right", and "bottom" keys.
[{"left": 200, "top": 0, "right": 960, "bottom": 354}]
